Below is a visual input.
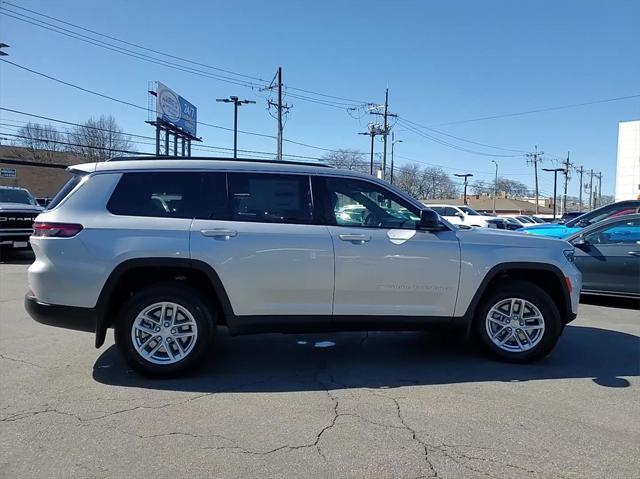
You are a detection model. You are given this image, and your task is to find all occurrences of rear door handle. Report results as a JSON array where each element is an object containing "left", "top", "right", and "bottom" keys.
[
  {"left": 628, "top": 251, "right": 640, "bottom": 257},
  {"left": 201, "top": 228, "right": 237, "bottom": 239},
  {"left": 338, "top": 233, "right": 371, "bottom": 244}
]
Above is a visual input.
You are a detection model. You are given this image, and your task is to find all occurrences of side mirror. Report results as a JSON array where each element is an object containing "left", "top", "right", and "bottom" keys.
[
  {"left": 418, "top": 209, "right": 441, "bottom": 231},
  {"left": 455, "top": 212, "right": 465, "bottom": 218},
  {"left": 573, "top": 235, "right": 589, "bottom": 248}
]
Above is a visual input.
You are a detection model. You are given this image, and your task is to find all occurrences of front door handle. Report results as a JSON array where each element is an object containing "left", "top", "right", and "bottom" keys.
[
  {"left": 627, "top": 251, "right": 640, "bottom": 257},
  {"left": 201, "top": 229, "right": 237, "bottom": 240},
  {"left": 338, "top": 233, "right": 371, "bottom": 244}
]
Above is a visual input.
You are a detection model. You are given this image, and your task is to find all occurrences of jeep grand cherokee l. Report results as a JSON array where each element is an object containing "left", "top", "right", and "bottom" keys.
[{"left": 25, "top": 157, "right": 581, "bottom": 376}]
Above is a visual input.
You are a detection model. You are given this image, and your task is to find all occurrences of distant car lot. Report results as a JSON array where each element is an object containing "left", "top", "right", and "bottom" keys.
[{"left": 1, "top": 255, "right": 638, "bottom": 478}]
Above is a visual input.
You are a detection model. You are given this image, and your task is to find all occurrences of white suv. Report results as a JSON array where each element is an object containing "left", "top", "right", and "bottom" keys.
[
  {"left": 25, "top": 158, "right": 581, "bottom": 376},
  {"left": 427, "top": 204, "right": 495, "bottom": 227}
]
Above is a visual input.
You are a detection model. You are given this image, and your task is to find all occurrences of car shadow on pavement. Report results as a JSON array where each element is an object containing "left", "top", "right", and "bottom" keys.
[
  {"left": 580, "top": 295, "right": 639, "bottom": 310},
  {"left": 93, "top": 325, "right": 639, "bottom": 392},
  {"left": 0, "top": 250, "right": 34, "bottom": 265}
]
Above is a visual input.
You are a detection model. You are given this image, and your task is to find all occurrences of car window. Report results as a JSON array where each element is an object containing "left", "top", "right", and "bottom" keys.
[
  {"left": 107, "top": 172, "right": 203, "bottom": 219},
  {"left": 444, "top": 207, "right": 459, "bottom": 216},
  {"left": 584, "top": 219, "right": 640, "bottom": 245},
  {"left": 228, "top": 173, "right": 313, "bottom": 224},
  {"left": 430, "top": 206, "right": 445, "bottom": 215},
  {"left": 46, "top": 173, "right": 86, "bottom": 210},
  {"left": 460, "top": 206, "right": 480, "bottom": 216},
  {"left": 325, "top": 177, "right": 420, "bottom": 229},
  {"left": 0, "top": 188, "right": 36, "bottom": 205},
  {"left": 201, "top": 173, "right": 228, "bottom": 220}
]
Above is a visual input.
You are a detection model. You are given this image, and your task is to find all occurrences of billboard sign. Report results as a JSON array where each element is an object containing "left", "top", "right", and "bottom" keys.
[{"left": 156, "top": 82, "right": 197, "bottom": 137}]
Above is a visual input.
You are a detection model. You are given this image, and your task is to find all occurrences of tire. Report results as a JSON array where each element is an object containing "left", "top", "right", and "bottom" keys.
[
  {"left": 474, "top": 280, "right": 562, "bottom": 362},
  {"left": 115, "top": 282, "right": 215, "bottom": 377}
]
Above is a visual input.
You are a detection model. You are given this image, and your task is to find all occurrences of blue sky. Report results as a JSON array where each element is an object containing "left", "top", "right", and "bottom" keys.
[{"left": 1, "top": 0, "right": 639, "bottom": 198}]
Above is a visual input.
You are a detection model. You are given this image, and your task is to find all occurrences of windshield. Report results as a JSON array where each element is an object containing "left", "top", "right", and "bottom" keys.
[
  {"left": 0, "top": 189, "right": 35, "bottom": 205},
  {"left": 566, "top": 203, "right": 640, "bottom": 227},
  {"left": 459, "top": 206, "right": 480, "bottom": 216}
]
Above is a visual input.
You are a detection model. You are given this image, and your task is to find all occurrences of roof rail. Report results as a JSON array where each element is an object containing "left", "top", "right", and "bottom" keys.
[{"left": 107, "top": 155, "right": 333, "bottom": 168}]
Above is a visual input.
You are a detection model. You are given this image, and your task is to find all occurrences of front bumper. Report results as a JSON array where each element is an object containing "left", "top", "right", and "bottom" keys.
[{"left": 25, "top": 292, "right": 96, "bottom": 333}]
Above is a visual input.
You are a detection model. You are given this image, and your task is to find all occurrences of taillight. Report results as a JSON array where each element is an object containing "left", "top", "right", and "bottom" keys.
[{"left": 32, "top": 222, "right": 83, "bottom": 238}]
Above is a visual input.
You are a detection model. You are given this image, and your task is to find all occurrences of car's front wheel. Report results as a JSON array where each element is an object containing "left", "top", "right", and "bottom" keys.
[
  {"left": 475, "top": 281, "right": 562, "bottom": 362},
  {"left": 115, "top": 283, "right": 214, "bottom": 377}
]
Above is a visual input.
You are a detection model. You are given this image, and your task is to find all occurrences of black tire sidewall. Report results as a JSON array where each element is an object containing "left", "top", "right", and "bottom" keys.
[
  {"left": 475, "top": 281, "right": 562, "bottom": 362},
  {"left": 115, "top": 283, "right": 214, "bottom": 377}
]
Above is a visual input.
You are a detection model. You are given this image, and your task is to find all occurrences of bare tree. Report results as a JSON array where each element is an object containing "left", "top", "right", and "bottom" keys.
[
  {"left": 420, "top": 166, "right": 458, "bottom": 199},
  {"left": 472, "top": 177, "right": 529, "bottom": 198},
  {"left": 394, "top": 163, "right": 423, "bottom": 198},
  {"left": 323, "top": 149, "right": 369, "bottom": 173},
  {"left": 15, "top": 122, "right": 65, "bottom": 162},
  {"left": 67, "top": 115, "right": 133, "bottom": 161}
]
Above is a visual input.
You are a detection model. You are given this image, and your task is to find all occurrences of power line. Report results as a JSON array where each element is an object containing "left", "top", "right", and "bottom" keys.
[
  {"left": 429, "top": 94, "right": 640, "bottom": 127},
  {"left": 1, "top": 1, "right": 266, "bottom": 83},
  {"left": 398, "top": 119, "right": 525, "bottom": 158},
  {"left": 0, "top": 63, "right": 342, "bottom": 152},
  {"left": 398, "top": 116, "right": 528, "bottom": 153},
  {"left": 0, "top": 2, "right": 370, "bottom": 107}
]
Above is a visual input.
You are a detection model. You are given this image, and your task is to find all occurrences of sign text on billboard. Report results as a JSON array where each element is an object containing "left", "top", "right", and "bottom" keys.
[{"left": 156, "top": 82, "right": 197, "bottom": 137}]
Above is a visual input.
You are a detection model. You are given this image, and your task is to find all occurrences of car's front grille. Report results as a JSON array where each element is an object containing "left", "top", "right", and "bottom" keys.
[{"left": 0, "top": 213, "right": 38, "bottom": 229}]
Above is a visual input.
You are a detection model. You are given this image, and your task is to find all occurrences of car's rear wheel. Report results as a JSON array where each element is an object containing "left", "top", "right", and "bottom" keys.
[
  {"left": 475, "top": 281, "right": 562, "bottom": 362},
  {"left": 115, "top": 283, "right": 214, "bottom": 377}
]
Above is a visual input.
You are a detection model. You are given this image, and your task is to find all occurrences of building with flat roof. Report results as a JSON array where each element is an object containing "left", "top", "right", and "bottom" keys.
[{"left": 615, "top": 120, "right": 640, "bottom": 201}]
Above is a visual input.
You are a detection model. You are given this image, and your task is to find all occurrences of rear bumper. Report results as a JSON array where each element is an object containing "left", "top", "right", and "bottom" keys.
[{"left": 25, "top": 292, "right": 96, "bottom": 333}]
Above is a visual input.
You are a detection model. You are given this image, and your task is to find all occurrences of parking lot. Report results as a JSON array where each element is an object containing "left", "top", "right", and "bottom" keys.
[{"left": 0, "top": 252, "right": 638, "bottom": 479}]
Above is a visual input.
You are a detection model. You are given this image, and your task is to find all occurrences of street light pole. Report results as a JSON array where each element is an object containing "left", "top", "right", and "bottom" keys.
[
  {"left": 390, "top": 132, "right": 402, "bottom": 185},
  {"left": 454, "top": 173, "right": 473, "bottom": 205},
  {"left": 543, "top": 168, "right": 564, "bottom": 220},
  {"left": 216, "top": 96, "right": 256, "bottom": 158},
  {"left": 491, "top": 160, "right": 498, "bottom": 214}
]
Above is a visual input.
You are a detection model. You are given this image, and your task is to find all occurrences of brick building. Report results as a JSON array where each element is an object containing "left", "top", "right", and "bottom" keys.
[{"left": 0, "top": 146, "right": 78, "bottom": 198}]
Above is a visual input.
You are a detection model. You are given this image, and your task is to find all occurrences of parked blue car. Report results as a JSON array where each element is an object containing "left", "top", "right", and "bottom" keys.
[{"left": 519, "top": 200, "right": 640, "bottom": 238}]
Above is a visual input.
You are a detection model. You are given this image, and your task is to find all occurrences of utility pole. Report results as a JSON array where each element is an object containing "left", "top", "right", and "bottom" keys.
[
  {"left": 543, "top": 168, "right": 564, "bottom": 220},
  {"left": 561, "top": 152, "right": 571, "bottom": 216},
  {"left": 370, "top": 88, "right": 397, "bottom": 180},
  {"left": 263, "top": 67, "right": 291, "bottom": 161},
  {"left": 390, "top": 132, "right": 402, "bottom": 185},
  {"left": 491, "top": 160, "right": 498, "bottom": 214},
  {"left": 216, "top": 96, "right": 255, "bottom": 158},
  {"left": 577, "top": 166, "right": 584, "bottom": 212},
  {"left": 594, "top": 172, "right": 602, "bottom": 208},
  {"left": 0, "top": 43, "right": 9, "bottom": 56},
  {"left": 526, "top": 146, "right": 544, "bottom": 214},
  {"left": 358, "top": 124, "right": 383, "bottom": 175},
  {"left": 589, "top": 170, "right": 593, "bottom": 210},
  {"left": 454, "top": 173, "right": 473, "bottom": 205}
]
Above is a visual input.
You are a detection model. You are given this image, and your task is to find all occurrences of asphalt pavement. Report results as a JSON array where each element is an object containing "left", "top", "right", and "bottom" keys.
[{"left": 1, "top": 252, "right": 639, "bottom": 478}]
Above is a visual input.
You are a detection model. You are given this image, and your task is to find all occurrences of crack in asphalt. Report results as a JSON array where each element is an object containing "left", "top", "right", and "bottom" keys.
[{"left": 0, "top": 353, "right": 43, "bottom": 368}]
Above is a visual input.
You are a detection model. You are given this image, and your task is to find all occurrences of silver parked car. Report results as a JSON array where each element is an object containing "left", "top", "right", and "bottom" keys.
[{"left": 25, "top": 157, "right": 581, "bottom": 376}]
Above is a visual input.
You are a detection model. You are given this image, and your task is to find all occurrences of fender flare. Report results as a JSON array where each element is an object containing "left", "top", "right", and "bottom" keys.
[
  {"left": 94, "top": 258, "right": 233, "bottom": 347},
  {"left": 459, "top": 261, "right": 572, "bottom": 333}
]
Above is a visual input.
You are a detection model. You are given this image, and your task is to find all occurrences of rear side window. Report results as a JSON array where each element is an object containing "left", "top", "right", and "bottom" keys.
[
  {"left": 107, "top": 172, "right": 203, "bottom": 219},
  {"left": 47, "top": 173, "right": 85, "bottom": 210},
  {"left": 228, "top": 173, "right": 313, "bottom": 224}
]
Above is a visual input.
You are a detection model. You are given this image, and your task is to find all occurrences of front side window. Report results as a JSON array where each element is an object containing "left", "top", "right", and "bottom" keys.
[
  {"left": 584, "top": 219, "right": 640, "bottom": 245},
  {"left": 107, "top": 172, "right": 203, "bottom": 219},
  {"left": 326, "top": 177, "right": 419, "bottom": 229},
  {"left": 228, "top": 173, "right": 313, "bottom": 224}
]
